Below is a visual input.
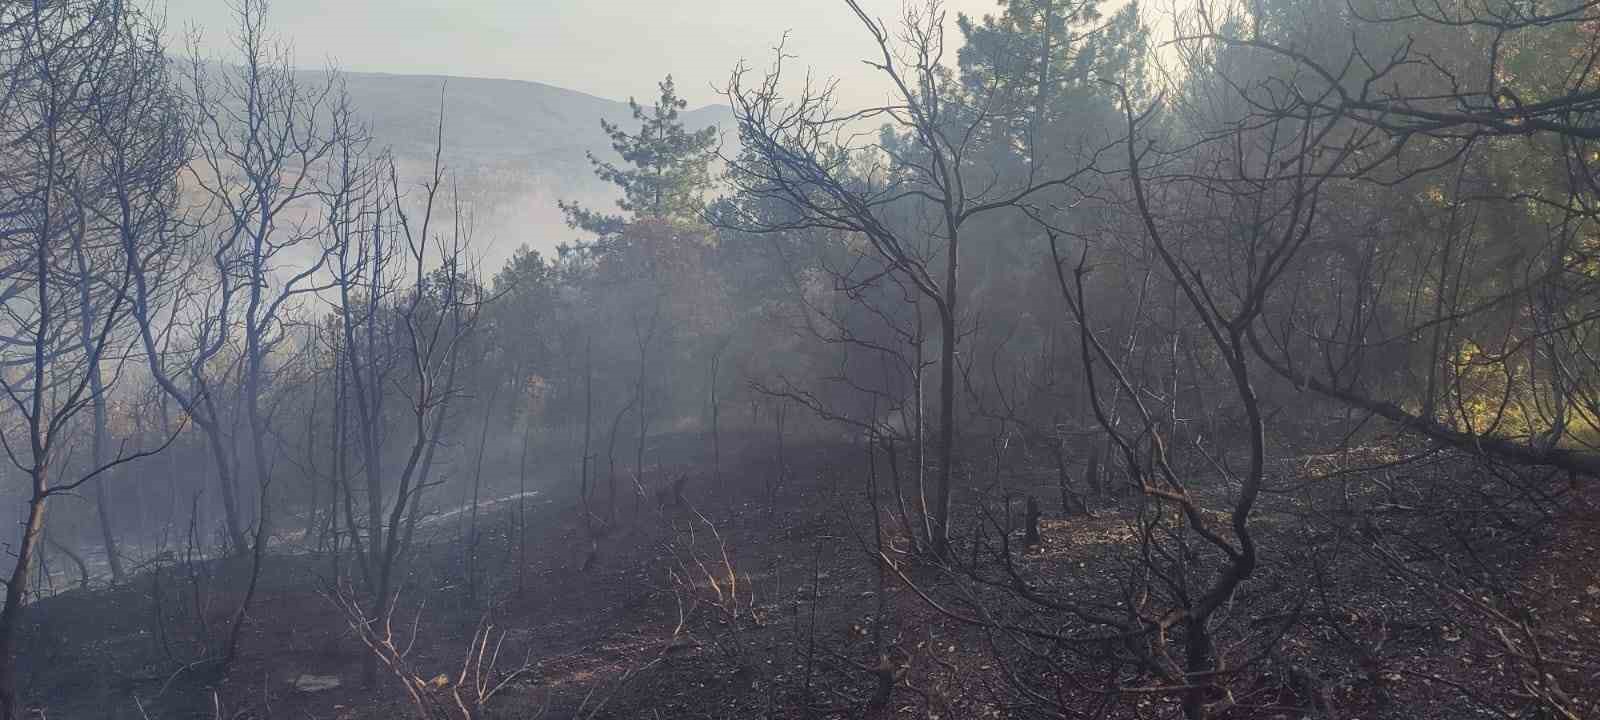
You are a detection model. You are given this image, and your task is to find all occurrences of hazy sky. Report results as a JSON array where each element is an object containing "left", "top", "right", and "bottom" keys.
[{"left": 161, "top": 0, "right": 1005, "bottom": 109}]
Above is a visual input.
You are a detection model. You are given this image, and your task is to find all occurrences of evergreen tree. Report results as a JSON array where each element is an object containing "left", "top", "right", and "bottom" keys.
[
  {"left": 560, "top": 75, "right": 719, "bottom": 239},
  {"left": 957, "top": 0, "right": 1145, "bottom": 151}
]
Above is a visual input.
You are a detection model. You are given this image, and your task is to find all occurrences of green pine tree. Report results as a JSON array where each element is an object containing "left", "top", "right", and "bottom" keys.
[
  {"left": 560, "top": 75, "right": 719, "bottom": 238},
  {"left": 956, "top": 0, "right": 1145, "bottom": 144}
]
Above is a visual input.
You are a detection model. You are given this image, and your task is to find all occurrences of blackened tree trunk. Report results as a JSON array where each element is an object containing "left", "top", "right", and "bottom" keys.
[
  {"left": 0, "top": 484, "right": 48, "bottom": 720},
  {"left": 77, "top": 241, "right": 123, "bottom": 583},
  {"left": 466, "top": 394, "right": 495, "bottom": 605},
  {"left": 932, "top": 258, "right": 958, "bottom": 556},
  {"left": 580, "top": 335, "right": 594, "bottom": 530}
]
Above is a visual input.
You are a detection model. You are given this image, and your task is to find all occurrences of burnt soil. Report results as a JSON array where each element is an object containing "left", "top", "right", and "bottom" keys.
[{"left": 16, "top": 434, "right": 1600, "bottom": 719}]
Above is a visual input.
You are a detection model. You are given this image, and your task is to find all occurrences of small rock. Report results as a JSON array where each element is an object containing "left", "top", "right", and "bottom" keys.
[{"left": 293, "top": 674, "right": 342, "bottom": 692}]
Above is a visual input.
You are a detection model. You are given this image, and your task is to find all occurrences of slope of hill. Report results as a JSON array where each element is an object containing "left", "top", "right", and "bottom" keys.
[{"left": 331, "top": 70, "right": 732, "bottom": 263}]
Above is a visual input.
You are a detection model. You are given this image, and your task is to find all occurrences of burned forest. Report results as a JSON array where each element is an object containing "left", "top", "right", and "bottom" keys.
[{"left": 2, "top": 1, "right": 1599, "bottom": 718}]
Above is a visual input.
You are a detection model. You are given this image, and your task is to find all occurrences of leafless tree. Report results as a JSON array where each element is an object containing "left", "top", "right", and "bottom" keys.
[
  {"left": 0, "top": 2, "right": 184, "bottom": 716},
  {"left": 327, "top": 100, "right": 483, "bottom": 684},
  {"left": 722, "top": 0, "right": 1108, "bottom": 555},
  {"left": 120, "top": 0, "right": 343, "bottom": 567}
]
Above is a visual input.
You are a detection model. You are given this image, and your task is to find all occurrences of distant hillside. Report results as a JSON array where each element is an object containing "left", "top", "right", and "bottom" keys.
[{"left": 328, "top": 71, "right": 732, "bottom": 265}]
